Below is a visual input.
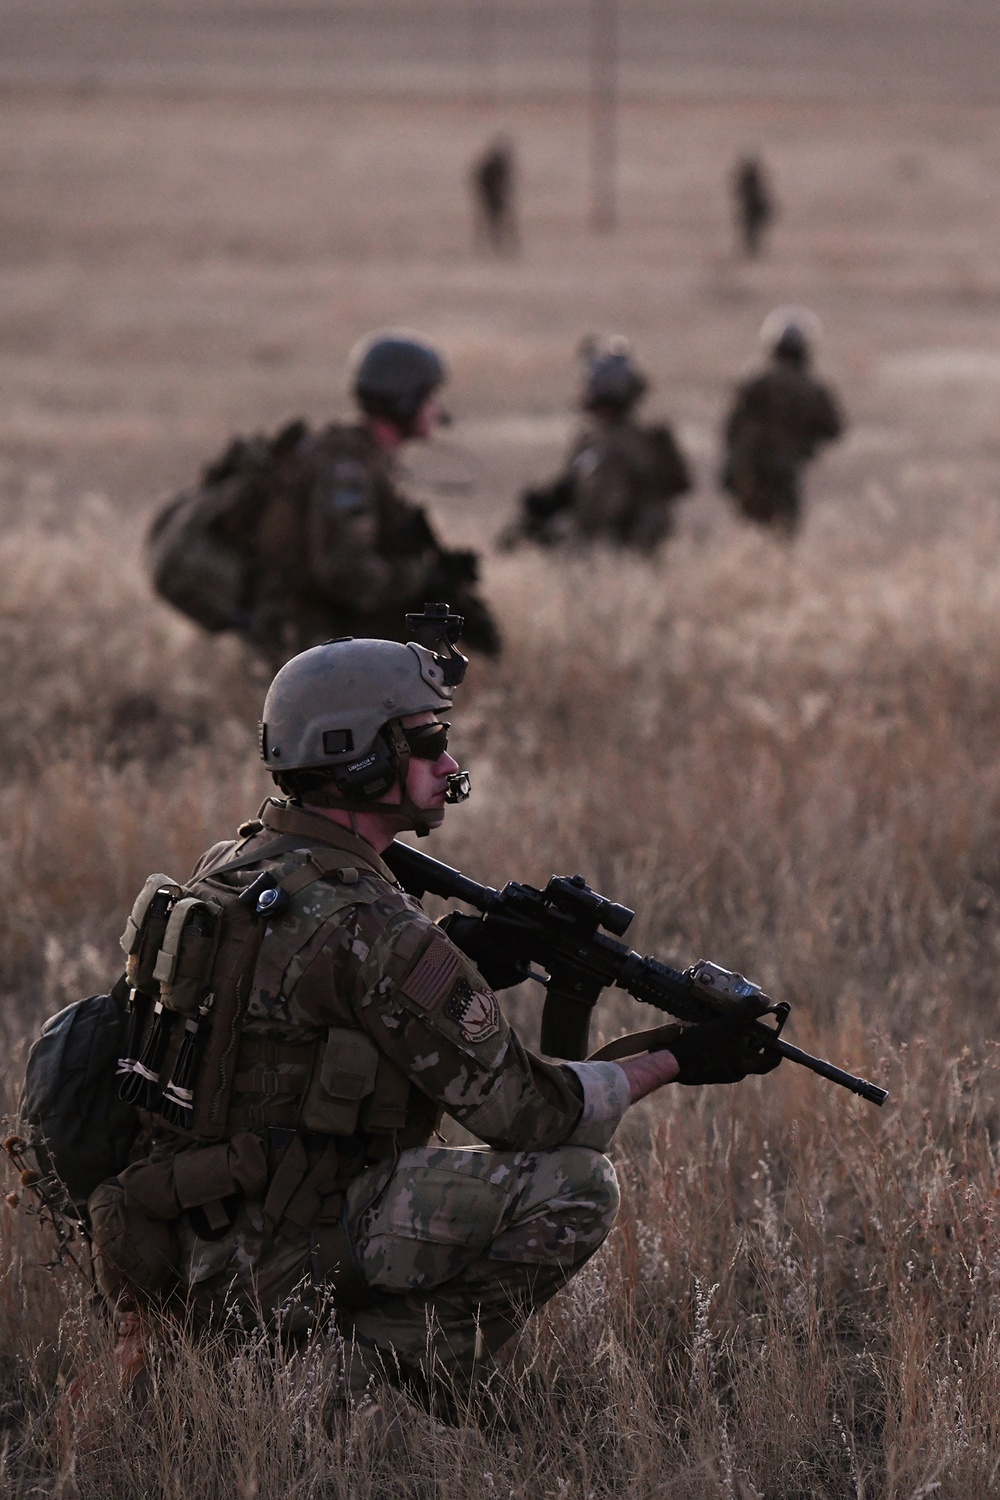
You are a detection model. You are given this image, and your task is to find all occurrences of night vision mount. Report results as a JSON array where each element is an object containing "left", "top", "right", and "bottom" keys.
[{"left": 406, "top": 602, "right": 469, "bottom": 688}]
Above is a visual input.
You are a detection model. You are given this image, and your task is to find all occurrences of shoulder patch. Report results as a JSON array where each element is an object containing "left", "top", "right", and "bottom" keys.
[
  {"left": 444, "top": 979, "right": 501, "bottom": 1044},
  {"left": 400, "top": 936, "right": 462, "bottom": 1010}
]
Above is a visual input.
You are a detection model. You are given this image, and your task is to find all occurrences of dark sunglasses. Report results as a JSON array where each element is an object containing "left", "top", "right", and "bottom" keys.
[{"left": 402, "top": 720, "right": 451, "bottom": 761}]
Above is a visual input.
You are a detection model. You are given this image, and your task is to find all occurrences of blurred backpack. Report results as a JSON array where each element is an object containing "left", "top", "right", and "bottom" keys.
[
  {"left": 643, "top": 423, "right": 692, "bottom": 499},
  {"left": 146, "top": 420, "right": 308, "bottom": 633}
]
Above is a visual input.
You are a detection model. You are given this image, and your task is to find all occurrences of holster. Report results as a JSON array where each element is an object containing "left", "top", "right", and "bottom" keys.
[
  {"left": 261, "top": 1133, "right": 377, "bottom": 1312},
  {"left": 88, "top": 1132, "right": 269, "bottom": 1302}
]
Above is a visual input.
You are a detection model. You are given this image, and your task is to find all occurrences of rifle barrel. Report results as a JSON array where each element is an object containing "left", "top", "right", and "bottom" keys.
[{"left": 773, "top": 1038, "right": 887, "bottom": 1106}]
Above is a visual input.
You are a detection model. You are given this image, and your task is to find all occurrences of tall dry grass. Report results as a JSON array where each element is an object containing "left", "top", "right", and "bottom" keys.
[{"left": 1, "top": 499, "right": 1000, "bottom": 1495}]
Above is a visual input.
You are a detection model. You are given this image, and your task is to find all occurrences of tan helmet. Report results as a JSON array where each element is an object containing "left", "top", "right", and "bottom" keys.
[
  {"left": 259, "top": 608, "right": 470, "bottom": 833},
  {"left": 260, "top": 637, "right": 452, "bottom": 778}
]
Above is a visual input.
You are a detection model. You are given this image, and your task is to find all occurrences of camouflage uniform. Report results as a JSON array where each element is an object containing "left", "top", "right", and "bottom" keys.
[
  {"left": 244, "top": 424, "right": 487, "bottom": 667},
  {"left": 149, "top": 330, "right": 501, "bottom": 665},
  {"left": 721, "top": 363, "right": 843, "bottom": 534},
  {"left": 103, "top": 799, "right": 627, "bottom": 1390},
  {"left": 513, "top": 416, "right": 691, "bottom": 551}
]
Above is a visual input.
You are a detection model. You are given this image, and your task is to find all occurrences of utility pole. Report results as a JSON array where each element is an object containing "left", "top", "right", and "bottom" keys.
[
  {"left": 469, "top": 0, "right": 499, "bottom": 108},
  {"left": 590, "top": 0, "right": 618, "bottom": 232}
]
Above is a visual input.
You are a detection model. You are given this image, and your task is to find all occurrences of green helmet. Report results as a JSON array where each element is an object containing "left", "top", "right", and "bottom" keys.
[{"left": 350, "top": 330, "right": 446, "bottom": 427}]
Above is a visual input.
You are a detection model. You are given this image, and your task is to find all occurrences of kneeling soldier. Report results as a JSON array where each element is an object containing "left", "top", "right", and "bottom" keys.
[
  {"left": 93, "top": 611, "right": 775, "bottom": 1418},
  {"left": 500, "top": 339, "right": 691, "bottom": 552}
]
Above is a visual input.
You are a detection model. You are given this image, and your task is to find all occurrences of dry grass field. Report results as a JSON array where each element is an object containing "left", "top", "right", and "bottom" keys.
[{"left": 3, "top": 3, "right": 1000, "bottom": 1494}]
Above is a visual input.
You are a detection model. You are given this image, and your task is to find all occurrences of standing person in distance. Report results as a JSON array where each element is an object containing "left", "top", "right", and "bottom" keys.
[
  {"left": 721, "top": 310, "right": 844, "bottom": 537},
  {"left": 732, "top": 155, "right": 776, "bottom": 259},
  {"left": 470, "top": 136, "right": 519, "bottom": 255}
]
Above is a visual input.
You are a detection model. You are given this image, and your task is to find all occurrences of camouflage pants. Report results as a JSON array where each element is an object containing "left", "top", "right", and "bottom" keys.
[
  {"left": 730, "top": 452, "right": 802, "bottom": 533},
  {"left": 345, "top": 1144, "right": 620, "bottom": 1384},
  {"left": 175, "top": 1144, "right": 620, "bottom": 1384}
]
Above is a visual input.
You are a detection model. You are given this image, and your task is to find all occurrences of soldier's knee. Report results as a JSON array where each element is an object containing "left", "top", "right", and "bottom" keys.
[
  {"left": 483, "top": 1147, "right": 619, "bottom": 1271},
  {"left": 550, "top": 1146, "right": 621, "bottom": 1237}
]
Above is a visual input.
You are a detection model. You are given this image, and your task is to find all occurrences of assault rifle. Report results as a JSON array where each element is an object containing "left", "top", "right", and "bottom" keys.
[
  {"left": 383, "top": 841, "right": 888, "bottom": 1107},
  {"left": 496, "top": 476, "right": 575, "bottom": 551}
]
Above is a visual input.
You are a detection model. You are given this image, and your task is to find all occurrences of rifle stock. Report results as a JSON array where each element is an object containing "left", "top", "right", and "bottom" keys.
[{"left": 384, "top": 840, "right": 888, "bottom": 1108}]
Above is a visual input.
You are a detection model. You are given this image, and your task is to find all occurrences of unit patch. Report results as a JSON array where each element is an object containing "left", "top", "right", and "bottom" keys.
[
  {"left": 329, "top": 458, "right": 370, "bottom": 516},
  {"left": 444, "top": 979, "right": 501, "bottom": 1044},
  {"left": 400, "top": 937, "right": 462, "bottom": 1010}
]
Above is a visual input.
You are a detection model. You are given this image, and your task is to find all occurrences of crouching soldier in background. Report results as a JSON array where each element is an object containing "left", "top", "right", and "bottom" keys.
[
  {"left": 89, "top": 615, "right": 778, "bottom": 1433},
  {"left": 146, "top": 330, "right": 501, "bottom": 669},
  {"left": 721, "top": 310, "right": 844, "bottom": 537},
  {"left": 499, "top": 339, "right": 692, "bottom": 552}
]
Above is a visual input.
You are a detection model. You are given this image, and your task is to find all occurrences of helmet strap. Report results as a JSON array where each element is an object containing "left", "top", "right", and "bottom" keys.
[
  {"left": 285, "top": 721, "right": 444, "bottom": 838},
  {"left": 384, "top": 722, "right": 444, "bottom": 838}
]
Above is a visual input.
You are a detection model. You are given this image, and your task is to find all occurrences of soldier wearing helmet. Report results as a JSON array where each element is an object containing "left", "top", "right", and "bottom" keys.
[
  {"left": 721, "top": 310, "right": 844, "bottom": 536},
  {"left": 498, "top": 338, "right": 691, "bottom": 552},
  {"left": 90, "top": 608, "right": 774, "bottom": 1430},
  {"left": 147, "top": 331, "right": 500, "bottom": 668},
  {"left": 351, "top": 332, "right": 446, "bottom": 434}
]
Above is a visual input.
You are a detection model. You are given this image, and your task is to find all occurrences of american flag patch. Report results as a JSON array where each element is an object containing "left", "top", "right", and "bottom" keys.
[{"left": 400, "top": 938, "right": 462, "bottom": 1010}]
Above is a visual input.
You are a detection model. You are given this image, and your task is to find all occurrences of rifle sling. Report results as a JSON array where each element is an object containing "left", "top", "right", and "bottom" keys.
[
  {"left": 206, "top": 834, "right": 389, "bottom": 882},
  {"left": 588, "top": 1023, "right": 684, "bottom": 1062}
]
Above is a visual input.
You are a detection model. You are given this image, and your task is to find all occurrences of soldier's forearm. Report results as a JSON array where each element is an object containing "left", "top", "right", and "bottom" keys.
[
  {"left": 618, "top": 1050, "right": 680, "bottom": 1103},
  {"left": 562, "top": 1060, "right": 633, "bottom": 1149}
]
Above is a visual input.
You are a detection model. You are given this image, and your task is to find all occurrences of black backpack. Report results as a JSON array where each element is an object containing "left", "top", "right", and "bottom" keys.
[{"left": 14, "top": 979, "right": 139, "bottom": 1222}]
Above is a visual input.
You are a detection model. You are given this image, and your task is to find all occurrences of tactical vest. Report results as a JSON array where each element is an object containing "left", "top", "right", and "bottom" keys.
[
  {"left": 116, "top": 832, "right": 423, "bottom": 1159},
  {"left": 87, "top": 825, "right": 441, "bottom": 1309}
]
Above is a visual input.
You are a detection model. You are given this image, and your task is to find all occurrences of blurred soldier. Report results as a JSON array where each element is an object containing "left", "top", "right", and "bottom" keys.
[
  {"left": 721, "top": 310, "right": 844, "bottom": 537},
  {"left": 146, "top": 332, "right": 501, "bottom": 669},
  {"left": 732, "top": 155, "right": 775, "bottom": 258},
  {"left": 499, "top": 339, "right": 691, "bottom": 552},
  {"left": 470, "top": 136, "right": 518, "bottom": 255},
  {"left": 90, "top": 617, "right": 779, "bottom": 1430}
]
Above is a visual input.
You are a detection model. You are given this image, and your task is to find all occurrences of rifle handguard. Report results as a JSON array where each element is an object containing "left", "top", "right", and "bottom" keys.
[{"left": 684, "top": 959, "right": 772, "bottom": 1017}]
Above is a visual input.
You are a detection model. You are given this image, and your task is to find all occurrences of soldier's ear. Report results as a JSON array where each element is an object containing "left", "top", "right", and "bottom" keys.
[{"left": 331, "top": 728, "right": 400, "bottom": 803}]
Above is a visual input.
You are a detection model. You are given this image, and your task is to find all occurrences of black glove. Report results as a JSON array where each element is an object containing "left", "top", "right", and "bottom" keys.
[
  {"left": 437, "top": 913, "right": 530, "bottom": 991},
  {"left": 665, "top": 1017, "right": 782, "bottom": 1086},
  {"left": 523, "top": 476, "right": 574, "bottom": 520}
]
